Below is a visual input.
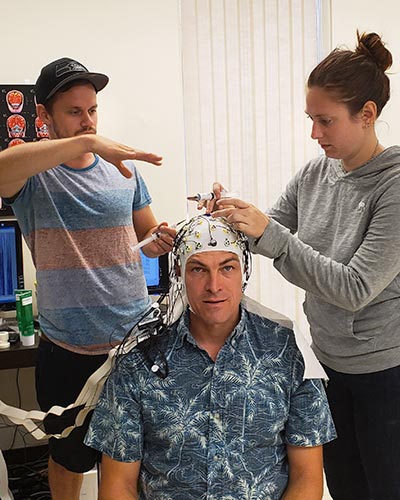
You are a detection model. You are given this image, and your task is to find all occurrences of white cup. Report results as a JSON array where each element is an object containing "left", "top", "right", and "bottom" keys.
[
  {"left": 21, "top": 333, "right": 35, "bottom": 347},
  {"left": 0, "top": 332, "right": 10, "bottom": 349}
]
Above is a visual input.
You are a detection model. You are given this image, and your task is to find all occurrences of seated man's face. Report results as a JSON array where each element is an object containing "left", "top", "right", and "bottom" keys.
[{"left": 184, "top": 250, "right": 242, "bottom": 330}]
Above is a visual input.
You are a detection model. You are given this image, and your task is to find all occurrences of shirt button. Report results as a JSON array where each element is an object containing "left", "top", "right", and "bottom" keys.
[{"left": 213, "top": 454, "right": 220, "bottom": 461}]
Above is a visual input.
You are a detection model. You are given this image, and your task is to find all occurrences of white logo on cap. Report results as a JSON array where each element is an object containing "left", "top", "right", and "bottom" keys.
[{"left": 55, "top": 61, "right": 86, "bottom": 77}]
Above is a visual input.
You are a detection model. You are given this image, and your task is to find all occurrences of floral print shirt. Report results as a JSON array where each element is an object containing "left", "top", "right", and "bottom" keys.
[{"left": 85, "top": 306, "right": 336, "bottom": 499}]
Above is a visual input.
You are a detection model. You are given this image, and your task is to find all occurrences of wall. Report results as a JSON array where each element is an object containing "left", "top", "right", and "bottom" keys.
[{"left": 329, "top": 1, "right": 400, "bottom": 147}]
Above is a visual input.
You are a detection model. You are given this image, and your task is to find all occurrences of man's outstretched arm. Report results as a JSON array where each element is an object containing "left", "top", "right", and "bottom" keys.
[{"left": 0, "top": 135, "right": 162, "bottom": 197}]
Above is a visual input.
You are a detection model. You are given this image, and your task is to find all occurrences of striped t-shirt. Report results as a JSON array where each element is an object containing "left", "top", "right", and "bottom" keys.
[{"left": 10, "top": 155, "right": 152, "bottom": 354}]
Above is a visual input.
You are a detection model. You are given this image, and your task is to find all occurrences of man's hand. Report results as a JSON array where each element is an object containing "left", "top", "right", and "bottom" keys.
[
  {"left": 89, "top": 135, "right": 163, "bottom": 178},
  {"left": 143, "top": 222, "right": 176, "bottom": 258}
]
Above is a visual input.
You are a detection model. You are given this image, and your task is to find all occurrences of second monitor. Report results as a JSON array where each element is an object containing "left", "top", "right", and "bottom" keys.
[{"left": 140, "top": 251, "right": 169, "bottom": 295}]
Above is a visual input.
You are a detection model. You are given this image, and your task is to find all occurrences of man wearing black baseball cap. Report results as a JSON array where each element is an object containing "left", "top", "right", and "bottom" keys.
[
  {"left": 35, "top": 57, "right": 109, "bottom": 105},
  {"left": 0, "top": 57, "right": 175, "bottom": 500}
]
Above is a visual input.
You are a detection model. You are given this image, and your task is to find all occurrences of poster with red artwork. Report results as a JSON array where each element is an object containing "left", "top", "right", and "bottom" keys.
[{"left": 0, "top": 84, "right": 49, "bottom": 216}]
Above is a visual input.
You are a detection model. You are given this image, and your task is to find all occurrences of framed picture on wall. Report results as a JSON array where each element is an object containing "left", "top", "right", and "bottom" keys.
[{"left": 0, "top": 84, "right": 49, "bottom": 216}]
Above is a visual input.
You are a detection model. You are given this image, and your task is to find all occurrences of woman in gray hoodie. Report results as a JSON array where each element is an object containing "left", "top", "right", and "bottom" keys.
[{"left": 214, "top": 31, "right": 400, "bottom": 500}]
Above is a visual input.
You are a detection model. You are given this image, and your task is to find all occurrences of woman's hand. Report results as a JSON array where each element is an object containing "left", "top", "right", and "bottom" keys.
[
  {"left": 213, "top": 198, "right": 270, "bottom": 239},
  {"left": 195, "top": 182, "right": 227, "bottom": 213}
]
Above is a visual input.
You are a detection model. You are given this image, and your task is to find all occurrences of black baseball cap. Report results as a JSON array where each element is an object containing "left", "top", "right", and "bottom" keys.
[{"left": 35, "top": 57, "right": 109, "bottom": 105}]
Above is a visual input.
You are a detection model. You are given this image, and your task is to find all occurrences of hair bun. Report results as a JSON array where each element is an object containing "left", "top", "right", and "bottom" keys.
[{"left": 356, "top": 31, "right": 392, "bottom": 72}]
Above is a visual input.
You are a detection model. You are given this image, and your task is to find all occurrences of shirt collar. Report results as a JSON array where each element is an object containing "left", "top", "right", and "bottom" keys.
[{"left": 174, "top": 304, "right": 247, "bottom": 349}]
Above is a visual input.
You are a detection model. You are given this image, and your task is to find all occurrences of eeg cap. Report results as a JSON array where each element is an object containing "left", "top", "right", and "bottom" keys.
[{"left": 173, "top": 215, "right": 251, "bottom": 288}]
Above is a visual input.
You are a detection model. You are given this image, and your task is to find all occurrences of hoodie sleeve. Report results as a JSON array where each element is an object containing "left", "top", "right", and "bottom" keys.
[{"left": 250, "top": 154, "right": 400, "bottom": 312}]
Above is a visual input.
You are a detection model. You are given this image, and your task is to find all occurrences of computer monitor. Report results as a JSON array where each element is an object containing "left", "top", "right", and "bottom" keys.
[
  {"left": 0, "top": 220, "right": 24, "bottom": 311},
  {"left": 140, "top": 250, "right": 169, "bottom": 295}
]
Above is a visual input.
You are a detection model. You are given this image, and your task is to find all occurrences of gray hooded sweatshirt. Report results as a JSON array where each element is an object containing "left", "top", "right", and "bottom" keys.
[{"left": 250, "top": 146, "right": 400, "bottom": 374}]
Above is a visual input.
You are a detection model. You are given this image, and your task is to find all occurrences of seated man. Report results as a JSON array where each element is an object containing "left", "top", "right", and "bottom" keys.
[{"left": 85, "top": 215, "right": 336, "bottom": 500}]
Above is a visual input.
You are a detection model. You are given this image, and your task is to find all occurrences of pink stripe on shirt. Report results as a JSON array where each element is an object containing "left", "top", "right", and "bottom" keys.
[{"left": 29, "top": 225, "right": 140, "bottom": 271}]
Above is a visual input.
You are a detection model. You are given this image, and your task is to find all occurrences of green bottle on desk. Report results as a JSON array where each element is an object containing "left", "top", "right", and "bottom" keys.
[{"left": 14, "top": 289, "right": 35, "bottom": 346}]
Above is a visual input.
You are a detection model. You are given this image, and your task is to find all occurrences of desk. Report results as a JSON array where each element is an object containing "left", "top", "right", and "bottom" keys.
[
  {"left": 0, "top": 332, "right": 47, "bottom": 493},
  {"left": 0, "top": 333, "right": 39, "bottom": 370}
]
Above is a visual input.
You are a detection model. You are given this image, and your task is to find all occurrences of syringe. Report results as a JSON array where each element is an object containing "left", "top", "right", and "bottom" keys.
[
  {"left": 187, "top": 190, "right": 239, "bottom": 202},
  {"left": 130, "top": 222, "right": 180, "bottom": 253},
  {"left": 187, "top": 192, "right": 215, "bottom": 201},
  {"left": 131, "top": 232, "right": 160, "bottom": 253}
]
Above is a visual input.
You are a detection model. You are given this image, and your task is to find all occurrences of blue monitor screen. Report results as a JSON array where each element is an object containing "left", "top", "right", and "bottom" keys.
[
  {"left": 0, "top": 220, "right": 24, "bottom": 309},
  {"left": 0, "top": 226, "right": 18, "bottom": 303},
  {"left": 140, "top": 250, "right": 169, "bottom": 295}
]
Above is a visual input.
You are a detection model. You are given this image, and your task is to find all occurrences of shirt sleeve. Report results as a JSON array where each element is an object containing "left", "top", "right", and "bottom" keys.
[
  {"left": 285, "top": 349, "right": 336, "bottom": 447},
  {"left": 85, "top": 360, "right": 144, "bottom": 462},
  {"left": 130, "top": 163, "right": 152, "bottom": 211}
]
